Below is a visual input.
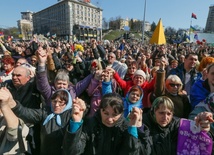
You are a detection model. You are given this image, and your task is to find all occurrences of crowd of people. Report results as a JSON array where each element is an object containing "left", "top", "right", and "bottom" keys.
[{"left": 0, "top": 36, "right": 214, "bottom": 155}]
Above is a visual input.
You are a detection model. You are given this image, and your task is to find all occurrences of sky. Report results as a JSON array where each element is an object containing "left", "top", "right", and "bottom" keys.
[{"left": 0, "top": 0, "right": 213, "bottom": 30}]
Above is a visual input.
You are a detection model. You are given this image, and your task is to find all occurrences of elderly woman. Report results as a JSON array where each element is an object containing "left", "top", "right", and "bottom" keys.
[
  {"left": 63, "top": 93, "right": 150, "bottom": 155},
  {"left": 2, "top": 88, "right": 81, "bottom": 155},
  {"left": 0, "top": 56, "right": 15, "bottom": 82},
  {"left": 149, "top": 62, "right": 191, "bottom": 118},
  {"left": 36, "top": 45, "right": 94, "bottom": 106},
  {"left": 138, "top": 96, "right": 214, "bottom": 155}
]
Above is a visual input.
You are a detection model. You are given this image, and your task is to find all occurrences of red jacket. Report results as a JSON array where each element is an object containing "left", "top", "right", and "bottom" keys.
[{"left": 113, "top": 72, "right": 155, "bottom": 108}]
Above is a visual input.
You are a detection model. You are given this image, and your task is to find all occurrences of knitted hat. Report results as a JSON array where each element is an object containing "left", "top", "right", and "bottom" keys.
[{"left": 133, "top": 70, "right": 146, "bottom": 79}]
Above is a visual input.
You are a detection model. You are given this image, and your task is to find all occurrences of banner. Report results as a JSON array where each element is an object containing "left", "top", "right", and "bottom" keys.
[{"left": 177, "top": 119, "right": 212, "bottom": 155}]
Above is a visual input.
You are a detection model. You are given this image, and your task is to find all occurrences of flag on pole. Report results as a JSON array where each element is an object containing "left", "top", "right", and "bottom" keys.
[
  {"left": 190, "top": 26, "right": 197, "bottom": 32},
  {"left": 191, "top": 13, "right": 197, "bottom": 19}
]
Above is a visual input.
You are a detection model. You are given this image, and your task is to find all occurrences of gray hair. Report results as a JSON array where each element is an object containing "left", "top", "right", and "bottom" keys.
[{"left": 54, "top": 70, "right": 70, "bottom": 83}]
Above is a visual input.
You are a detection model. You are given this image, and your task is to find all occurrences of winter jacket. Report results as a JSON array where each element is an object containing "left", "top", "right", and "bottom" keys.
[
  {"left": 12, "top": 90, "right": 73, "bottom": 155},
  {"left": 36, "top": 69, "right": 93, "bottom": 106},
  {"left": 4, "top": 78, "right": 42, "bottom": 109},
  {"left": 86, "top": 78, "right": 117, "bottom": 117},
  {"left": 63, "top": 111, "right": 146, "bottom": 155},
  {"left": 190, "top": 79, "right": 210, "bottom": 109},
  {"left": 189, "top": 102, "right": 214, "bottom": 135},
  {"left": 143, "top": 112, "right": 180, "bottom": 155}
]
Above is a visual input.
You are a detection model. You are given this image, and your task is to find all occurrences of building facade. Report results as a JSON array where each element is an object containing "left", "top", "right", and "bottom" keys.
[
  {"left": 205, "top": 5, "right": 214, "bottom": 33},
  {"left": 17, "top": 11, "right": 34, "bottom": 40},
  {"left": 33, "top": 0, "right": 102, "bottom": 41}
]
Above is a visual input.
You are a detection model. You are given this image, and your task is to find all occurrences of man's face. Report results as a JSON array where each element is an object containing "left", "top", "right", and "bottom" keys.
[
  {"left": 16, "top": 59, "right": 27, "bottom": 67},
  {"left": 184, "top": 54, "right": 198, "bottom": 71},
  {"left": 108, "top": 54, "right": 116, "bottom": 64},
  {"left": 12, "top": 67, "right": 30, "bottom": 88}
]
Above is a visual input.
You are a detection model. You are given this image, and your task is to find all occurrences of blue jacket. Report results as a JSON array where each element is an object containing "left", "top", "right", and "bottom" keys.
[
  {"left": 168, "top": 63, "right": 198, "bottom": 94},
  {"left": 190, "top": 79, "right": 210, "bottom": 109}
]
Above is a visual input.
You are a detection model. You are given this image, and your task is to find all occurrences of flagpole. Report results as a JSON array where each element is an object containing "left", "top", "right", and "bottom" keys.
[
  {"left": 189, "top": 15, "right": 192, "bottom": 42},
  {"left": 142, "top": 0, "right": 146, "bottom": 44}
]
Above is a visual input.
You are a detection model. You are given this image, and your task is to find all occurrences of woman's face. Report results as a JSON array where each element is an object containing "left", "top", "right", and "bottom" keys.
[
  {"left": 154, "top": 104, "right": 173, "bottom": 127},
  {"left": 3, "top": 63, "right": 13, "bottom": 72},
  {"left": 101, "top": 106, "right": 122, "bottom": 127},
  {"left": 51, "top": 96, "right": 66, "bottom": 114},
  {"left": 166, "top": 80, "right": 181, "bottom": 94},
  {"left": 128, "top": 65, "right": 137, "bottom": 74},
  {"left": 128, "top": 90, "right": 141, "bottom": 103}
]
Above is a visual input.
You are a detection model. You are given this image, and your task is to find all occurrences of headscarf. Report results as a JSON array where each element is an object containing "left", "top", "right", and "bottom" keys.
[
  {"left": 43, "top": 89, "right": 72, "bottom": 126},
  {"left": 123, "top": 86, "right": 143, "bottom": 118}
]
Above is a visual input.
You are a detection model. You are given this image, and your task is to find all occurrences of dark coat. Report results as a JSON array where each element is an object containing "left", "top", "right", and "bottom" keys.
[
  {"left": 63, "top": 111, "right": 146, "bottom": 155},
  {"left": 12, "top": 102, "right": 72, "bottom": 155},
  {"left": 4, "top": 78, "right": 41, "bottom": 109},
  {"left": 143, "top": 112, "right": 180, "bottom": 155}
]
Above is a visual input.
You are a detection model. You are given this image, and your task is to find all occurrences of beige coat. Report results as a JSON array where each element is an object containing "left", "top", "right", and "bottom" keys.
[{"left": 0, "top": 118, "right": 29, "bottom": 155}]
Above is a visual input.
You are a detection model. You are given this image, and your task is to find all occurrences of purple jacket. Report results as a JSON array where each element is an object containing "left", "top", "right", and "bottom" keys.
[
  {"left": 86, "top": 78, "right": 117, "bottom": 117},
  {"left": 36, "top": 70, "right": 93, "bottom": 106}
]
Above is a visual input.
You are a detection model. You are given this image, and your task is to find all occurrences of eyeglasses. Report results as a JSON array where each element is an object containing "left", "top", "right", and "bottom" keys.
[
  {"left": 31, "top": 59, "right": 37, "bottom": 62},
  {"left": 169, "top": 83, "right": 181, "bottom": 88},
  {"left": 52, "top": 100, "right": 66, "bottom": 106}
]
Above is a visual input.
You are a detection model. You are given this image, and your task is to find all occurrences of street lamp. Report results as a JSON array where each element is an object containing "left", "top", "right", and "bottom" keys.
[{"left": 142, "top": 0, "right": 146, "bottom": 44}]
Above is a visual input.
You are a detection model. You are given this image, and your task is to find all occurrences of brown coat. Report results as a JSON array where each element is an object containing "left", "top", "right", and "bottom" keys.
[{"left": 150, "top": 70, "right": 191, "bottom": 118}]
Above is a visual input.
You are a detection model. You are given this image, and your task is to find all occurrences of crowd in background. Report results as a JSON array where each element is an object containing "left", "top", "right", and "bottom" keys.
[{"left": 0, "top": 35, "right": 214, "bottom": 155}]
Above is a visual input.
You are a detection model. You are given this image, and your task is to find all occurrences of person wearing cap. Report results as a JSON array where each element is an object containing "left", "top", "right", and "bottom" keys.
[{"left": 109, "top": 68, "right": 155, "bottom": 113}]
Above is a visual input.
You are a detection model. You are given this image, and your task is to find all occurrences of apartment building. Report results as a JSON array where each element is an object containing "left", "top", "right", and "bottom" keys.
[
  {"left": 205, "top": 5, "right": 214, "bottom": 32},
  {"left": 33, "top": 0, "right": 102, "bottom": 41}
]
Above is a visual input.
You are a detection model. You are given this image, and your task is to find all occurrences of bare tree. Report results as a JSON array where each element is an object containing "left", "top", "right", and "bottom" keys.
[{"left": 22, "top": 23, "right": 32, "bottom": 40}]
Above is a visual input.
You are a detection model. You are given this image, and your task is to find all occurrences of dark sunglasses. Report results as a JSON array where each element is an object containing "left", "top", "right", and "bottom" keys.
[{"left": 169, "top": 83, "right": 181, "bottom": 87}]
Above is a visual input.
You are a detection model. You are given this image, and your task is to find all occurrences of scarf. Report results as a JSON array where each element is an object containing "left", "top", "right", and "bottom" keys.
[
  {"left": 123, "top": 86, "right": 143, "bottom": 118},
  {"left": 43, "top": 89, "right": 72, "bottom": 126}
]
